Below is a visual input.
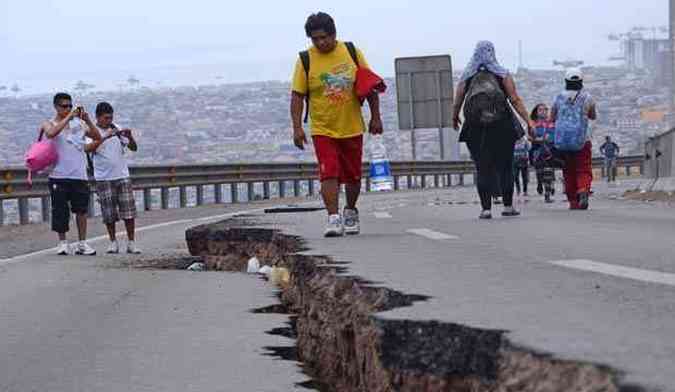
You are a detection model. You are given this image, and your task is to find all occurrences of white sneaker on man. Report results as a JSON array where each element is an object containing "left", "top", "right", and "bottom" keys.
[
  {"left": 343, "top": 208, "right": 360, "bottom": 235},
  {"left": 107, "top": 240, "right": 120, "bottom": 254},
  {"left": 75, "top": 241, "right": 97, "bottom": 256},
  {"left": 127, "top": 241, "right": 142, "bottom": 254},
  {"left": 56, "top": 241, "right": 70, "bottom": 256},
  {"left": 324, "top": 214, "right": 345, "bottom": 238}
]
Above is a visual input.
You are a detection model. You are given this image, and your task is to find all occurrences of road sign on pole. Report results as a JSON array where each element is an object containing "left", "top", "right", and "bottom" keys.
[{"left": 395, "top": 55, "right": 456, "bottom": 160}]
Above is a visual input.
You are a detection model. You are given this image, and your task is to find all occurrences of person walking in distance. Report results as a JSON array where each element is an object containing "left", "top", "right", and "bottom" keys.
[
  {"left": 551, "top": 68, "right": 597, "bottom": 210},
  {"left": 453, "top": 41, "right": 533, "bottom": 219},
  {"left": 85, "top": 102, "right": 141, "bottom": 254},
  {"left": 513, "top": 136, "right": 530, "bottom": 196},
  {"left": 600, "top": 136, "right": 620, "bottom": 183},
  {"left": 40, "top": 93, "right": 102, "bottom": 255},
  {"left": 290, "top": 12, "right": 384, "bottom": 237},
  {"left": 530, "top": 103, "right": 557, "bottom": 203}
]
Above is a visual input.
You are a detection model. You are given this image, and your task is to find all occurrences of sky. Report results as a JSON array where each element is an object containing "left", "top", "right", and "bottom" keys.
[{"left": 0, "top": 0, "right": 669, "bottom": 95}]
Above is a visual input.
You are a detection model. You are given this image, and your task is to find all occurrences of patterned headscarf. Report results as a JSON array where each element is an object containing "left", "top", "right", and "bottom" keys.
[{"left": 460, "top": 41, "right": 509, "bottom": 82}]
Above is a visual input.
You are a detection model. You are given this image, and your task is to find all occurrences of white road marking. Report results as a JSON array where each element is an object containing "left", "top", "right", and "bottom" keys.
[
  {"left": 549, "top": 259, "right": 675, "bottom": 287},
  {"left": 374, "top": 211, "right": 392, "bottom": 219},
  {"left": 0, "top": 208, "right": 265, "bottom": 266},
  {"left": 406, "top": 228, "right": 459, "bottom": 241}
]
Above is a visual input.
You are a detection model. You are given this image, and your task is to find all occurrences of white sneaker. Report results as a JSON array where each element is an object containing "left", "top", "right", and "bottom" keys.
[
  {"left": 107, "top": 240, "right": 120, "bottom": 254},
  {"left": 324, "top": 214, "right": 344, "bottom": 238},
  {"left": 126, "top": 241, "right": 142, "bottom": 254},
  {"left": 56, "top": 241, "right": 70, "bottom": 256},
  {"left": 479, "top": 210, "right": 492, "bottom": 220},
  {"left": 75, "top": 241, "right": 97, "bottom": 256},
  {"left": 343, "top": 208, "right": 360, "bottom": 235}
]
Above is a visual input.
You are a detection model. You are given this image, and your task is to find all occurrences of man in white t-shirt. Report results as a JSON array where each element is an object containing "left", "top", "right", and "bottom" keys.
[
  {"left": 85, "top": 102, "right": 141, "bottom": 254},
  {"left": 40, "top": 92, "right": 102, "bottom": 256}
]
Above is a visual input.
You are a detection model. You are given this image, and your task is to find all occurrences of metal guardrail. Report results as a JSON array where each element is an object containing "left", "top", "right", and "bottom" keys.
[{"left": 0, "top": 155, "right": 644, "bottom": 226}]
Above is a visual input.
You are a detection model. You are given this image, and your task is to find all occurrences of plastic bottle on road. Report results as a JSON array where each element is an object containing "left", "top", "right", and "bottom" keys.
[{"left": 369, "top": 135, "right": 393, "bottom": 192}]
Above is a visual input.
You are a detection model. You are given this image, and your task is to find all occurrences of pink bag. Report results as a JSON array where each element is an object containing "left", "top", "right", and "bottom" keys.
[{"left": 24, "top": 129, "right": 58, "bottom": 185}]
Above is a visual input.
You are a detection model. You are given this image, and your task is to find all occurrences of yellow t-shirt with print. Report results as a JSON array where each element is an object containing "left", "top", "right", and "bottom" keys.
[{"left": 292, "top": 41, "right": 369, "bottom": 139}]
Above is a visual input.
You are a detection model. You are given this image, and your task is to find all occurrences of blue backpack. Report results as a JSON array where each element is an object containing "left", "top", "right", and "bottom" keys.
[{"left": 554, "top": 91, "right": 590, "bottom": 152}]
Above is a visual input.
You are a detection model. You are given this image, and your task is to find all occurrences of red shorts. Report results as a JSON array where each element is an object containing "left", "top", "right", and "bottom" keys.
[{"left": 312, "top": 135, "right": 363, "bottom": 184}]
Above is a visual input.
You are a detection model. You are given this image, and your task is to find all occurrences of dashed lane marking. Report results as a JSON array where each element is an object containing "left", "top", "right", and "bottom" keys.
[
  {"left": 406, "top": 228, "right": 459, "bottom": 241},
  {"left": 548, "top": 259, "right": 675, "bottom": 287}
]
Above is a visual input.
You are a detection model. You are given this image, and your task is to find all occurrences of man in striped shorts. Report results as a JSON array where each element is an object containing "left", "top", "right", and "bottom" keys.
[{"left": 85, "top": 102, "right": 141, "bottom": 254}]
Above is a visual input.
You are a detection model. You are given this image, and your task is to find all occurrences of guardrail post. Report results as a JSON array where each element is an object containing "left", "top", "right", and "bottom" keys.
[
  {"left": 625, "top": 166, "right": 631, "bottom": 177},
  {"left": 196, "top": 185, "right": 204, "bottom": 206},
  {"left": 601, "top": 166, "right": 606, "bottom": 178},
  {"left": 41, "top": 196, "right": 50, "bottom": 223},
  {"left": 279, "top": 181, "right": 286, "bottom": 198},
  {"left": 215, "top": 184, "right": 223, "bottom": 204},
  {"left": 179, "top": 186, "right": 188, "bottom": 208},
  {"left": 160, "top": 187, "right": 170, "bottom": 210},
  {"left": 144, "top": 189, "right": 152, "bottom": 211},
  {"left": 293, "top": 180, "right": 301, "bottom": 197},
  {"left": 230, "top": 183, "right": 239, "bottom": 204},
  {"left": 263, "top": 182, "right": 271, "bottom": 199},
  {"left": 307, "top": 180, "right": 315, "bottom": 196},
  {"left": 0, "top": 200, "right": 4, "bottom": 225},
  {"left": 640, "top": 162, "right": 644, "bottom": 175},
  {"left": 18, "top": 197, "right": 29, "bottom": 225},
  {"left": 406, "top": 175, "right": 413, "bottom": 189},
  {"left": 366, "top": 177, "right": 372, "bottom": 192},
  {"left": 446, "top": 174, "right": 452, "bottom": 187},
  {"left": 459, "top": 174, "right": 465, "bottom": 186},
  {"left": 434, "top": 175, "right": 440, "bottom": 188},
  {"left": 394, "top": 176, "right": 400, "bottom": 191},
  {"left": 420, "top": 176, "right": 427, "bottom": 189},
  {"left": 247, "top": 182, "right": 255, "bottom": 202}
]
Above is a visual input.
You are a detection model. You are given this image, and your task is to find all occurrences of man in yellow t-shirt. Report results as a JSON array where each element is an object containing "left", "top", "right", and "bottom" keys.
[{"left": 290, "top": 12, "right": 383, "bottom": 238}]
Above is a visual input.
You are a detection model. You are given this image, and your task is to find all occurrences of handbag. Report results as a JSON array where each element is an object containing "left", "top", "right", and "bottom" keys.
[{"left": 24, "top": 128, "right": 58, "bottom": 186}]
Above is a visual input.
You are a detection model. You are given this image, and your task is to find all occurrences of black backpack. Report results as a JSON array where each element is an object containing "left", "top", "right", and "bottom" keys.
[
  {"left": 463, "top": 68, "right": 509, "bottom": 126},
  {"left": 299, "top": 41, "right": 359, "bottom": 123}
]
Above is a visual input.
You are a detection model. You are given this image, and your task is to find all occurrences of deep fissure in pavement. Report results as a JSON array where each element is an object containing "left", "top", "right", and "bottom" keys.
[{"left": 184, "top": 219, "right": 639, "bottom": 392}]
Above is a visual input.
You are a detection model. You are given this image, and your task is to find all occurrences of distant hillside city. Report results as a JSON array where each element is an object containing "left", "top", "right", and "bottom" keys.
[{"left": 0, "top": 66, "right": 670, "bottom": 166}]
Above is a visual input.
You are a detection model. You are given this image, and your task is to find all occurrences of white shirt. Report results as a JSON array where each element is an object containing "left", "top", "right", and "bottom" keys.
[
  {"left": 90, "top": 125, "right": 132, "bottom": 181},
  {"left": 49, "top": 119, "right": 88, "bottom": 181}
]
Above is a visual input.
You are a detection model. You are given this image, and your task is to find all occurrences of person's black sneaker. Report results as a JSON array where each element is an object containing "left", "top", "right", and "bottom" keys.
[
  {"left": 577, "top": 192, "right": 589, "bottom": 210},
  {"left": 501, "top": 206, "right": 521, "bottom": 217},
  {"left": 537, "top": 183, "right": 544, "bottom": 195}
]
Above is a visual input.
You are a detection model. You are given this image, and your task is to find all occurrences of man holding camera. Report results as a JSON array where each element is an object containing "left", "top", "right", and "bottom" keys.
[
  {"left": 85, "top": 102, "right": 141, "bottom": 254},
  {"left": 40, "top": 92, "right": 102, "bottom": 255}
]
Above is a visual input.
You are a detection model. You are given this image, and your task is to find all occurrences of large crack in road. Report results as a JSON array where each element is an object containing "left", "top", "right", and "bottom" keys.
[{"left": 184, "top": 218, "right": 642, "bottom": 392}]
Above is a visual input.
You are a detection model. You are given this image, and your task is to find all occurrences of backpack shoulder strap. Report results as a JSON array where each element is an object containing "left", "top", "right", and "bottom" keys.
[
  {"left": 344, "top": 42, "right": 359, "bottom": 67},
  {"left": 38, "top": 119, "right": 56, "bottom": 141},
  {"left": 299, "top": 51, "right": 310, "bottom": 77},
  {"left": 298, "top": 51, "right": 311, "bottom": 124}
]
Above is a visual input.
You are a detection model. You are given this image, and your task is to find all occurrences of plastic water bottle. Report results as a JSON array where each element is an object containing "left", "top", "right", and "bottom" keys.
[{"left": 369, "top": 136, "right": 393, "bottom": 192}]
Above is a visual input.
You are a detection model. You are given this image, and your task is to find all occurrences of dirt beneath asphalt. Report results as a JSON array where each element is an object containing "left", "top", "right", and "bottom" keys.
[{"left": 181, "top": 218, "right": 635, "bottom": 392}]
